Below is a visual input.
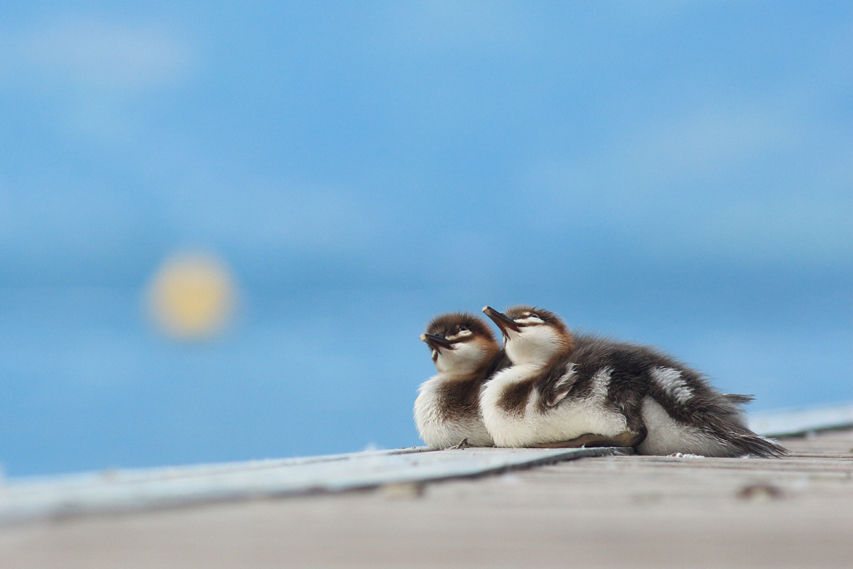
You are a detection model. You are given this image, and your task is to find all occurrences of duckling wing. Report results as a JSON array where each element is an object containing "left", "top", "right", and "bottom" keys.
[{"left": 540, "top": 363, "right": 579, "bottom": 407}]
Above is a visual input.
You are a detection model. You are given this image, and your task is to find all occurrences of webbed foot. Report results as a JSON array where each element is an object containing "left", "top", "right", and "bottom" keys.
[{"left": 448, "top": 438, "right": 470, "bottom": 450}]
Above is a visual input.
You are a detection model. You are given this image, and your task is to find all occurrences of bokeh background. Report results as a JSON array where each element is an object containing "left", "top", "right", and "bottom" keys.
[{"left": 0, "top": 1, "right": 850, "bottom": 476}]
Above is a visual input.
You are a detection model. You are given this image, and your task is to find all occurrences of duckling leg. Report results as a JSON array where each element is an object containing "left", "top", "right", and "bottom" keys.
[
  {"left": 448, "top": 438, "right": 470, "bottom": 450},
  {"left": 526, "top": 430, "right": 646, "bottom": 449},
  {"left": 524, "top": 433, "right": 603, "bottom": 448},
  {"left": 601, "top": 429, "right": 646, "bottom": 447}
]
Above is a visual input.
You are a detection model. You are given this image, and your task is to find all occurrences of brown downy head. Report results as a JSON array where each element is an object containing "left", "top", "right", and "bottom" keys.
[
  {"left": 482, "top": 305, "right": 573, "bottom": 366},
  {"left": 420, "top": 312, "right": 501, "bottom": 375}
]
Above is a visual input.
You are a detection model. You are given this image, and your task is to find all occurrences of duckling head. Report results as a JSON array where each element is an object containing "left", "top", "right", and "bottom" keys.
[
  {"left": 482, "top": 305, "right": 573, "bottom": 366},
  {"left": 420, "top": 312, "right": 501, "bottom": 375}
]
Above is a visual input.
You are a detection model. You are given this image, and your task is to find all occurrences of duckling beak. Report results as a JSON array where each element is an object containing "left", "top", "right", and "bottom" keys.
[
  {"left": 420, "top": 333, "right": 453, "bottom": 349},
  {"left": 482, "top": 306, "right": 519, "bottom": 333}
]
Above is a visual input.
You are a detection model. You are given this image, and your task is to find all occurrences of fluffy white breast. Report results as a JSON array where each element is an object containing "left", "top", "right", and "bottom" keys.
[
  {"left": 523, "top": 366, "right": 627, "bottom": 447},
  {"left": 481, "top": 364, "right": 627, "bottom": 447},
  {"left": 479, "top": 364, "right": 540, "bottom": 448},
  {"left": 414, "top": 373, "right": 493, "bottom": 449}
]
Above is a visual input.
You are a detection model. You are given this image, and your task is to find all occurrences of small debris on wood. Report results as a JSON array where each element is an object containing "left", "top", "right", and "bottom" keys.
[
  {"left": 737, "top": 483, "right": 783, "bottom": 502},
  {"left": 379, "top": 482, "right": 425, "bottom": 499}
]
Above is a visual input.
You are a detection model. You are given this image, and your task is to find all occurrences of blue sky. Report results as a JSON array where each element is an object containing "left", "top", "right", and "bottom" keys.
[{"left": 0, "top": 1, "right": 851, "bottom": 475}]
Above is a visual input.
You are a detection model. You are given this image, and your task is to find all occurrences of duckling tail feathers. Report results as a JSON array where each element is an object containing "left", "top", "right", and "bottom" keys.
[
  {"left": 731, "top": 433, "right": 788, "bottom": 458},
  {"left": 723, "top": 393, "right": 754, "bottom": 406}
]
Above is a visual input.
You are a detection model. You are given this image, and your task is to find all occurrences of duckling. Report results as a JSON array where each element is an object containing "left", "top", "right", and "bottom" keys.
[
  {"left": 480, "top": 306, "right": 642, "bottom": 449},
  {"left": 414, "top": 312, "right": 510, "bottom": 449},
  {"left": 481, "top": 305, "right": 786, "bottom": 457}
]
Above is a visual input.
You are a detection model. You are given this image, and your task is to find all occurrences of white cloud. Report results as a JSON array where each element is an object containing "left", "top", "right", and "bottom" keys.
[
  {"left": 687, "top": 196, "right": 853, "bottom": 265},
  {"left": 2, "top": 18, "right": 192, "bottom": 92},
  {"left": 0, "top": 18, "right": 193, "bottom": 142},
  {"left": 377, "top": 0, "right": 711, "bottom": 58},
  {"left": 170, "top": 180, "right": 383, "bottom": 255},
  {"left": 526, "top": 98, "right": 852, "bottom": 266},
  {"left": 535, "top": 103, "right": 796, "bottom": 209},
  {"left": 379, "top": 0, "right": 534, "bottom": 55}
]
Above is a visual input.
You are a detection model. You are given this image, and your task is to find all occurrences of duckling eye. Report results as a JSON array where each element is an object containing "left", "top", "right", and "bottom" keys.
[
  {"left": 458, "top": 326, "right": 468, "bottom": 332},
  {"left": 528, "top": 313, "right": 538, "bottom": 319}
]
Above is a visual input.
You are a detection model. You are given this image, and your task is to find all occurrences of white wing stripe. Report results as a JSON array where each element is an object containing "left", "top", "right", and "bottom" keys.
[{"left": 650, "top": 367, "right": 692, "bottom": 403}]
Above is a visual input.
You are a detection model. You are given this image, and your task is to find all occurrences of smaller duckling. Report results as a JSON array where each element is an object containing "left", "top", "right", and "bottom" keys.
[
  {"left": 414, "top": 312, "right": 510, "bottom": 449},
  {"left": 481, "top": 305, "right": 786, "bottom": 457}
]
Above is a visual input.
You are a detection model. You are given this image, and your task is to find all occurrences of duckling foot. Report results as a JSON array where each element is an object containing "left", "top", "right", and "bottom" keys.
[
  {"left": 448, "top": 438, "right": 470, "bottom": 450},
  {"left": 525, "top": 430, "right": 645, "bottom": 449}
]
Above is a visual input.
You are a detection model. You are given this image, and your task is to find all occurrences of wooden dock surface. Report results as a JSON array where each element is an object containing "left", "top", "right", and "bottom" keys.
[{"left": 1, "top": 429, "right": 851, "bottom": 568}]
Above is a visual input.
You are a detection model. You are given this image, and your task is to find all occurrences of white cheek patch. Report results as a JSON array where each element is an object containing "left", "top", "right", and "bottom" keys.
[
  {"left": 451, "top": 342, "right": 484, "bottom": 363},
  {"left": 513, "top": 316, "right": 544, "bottom": 326},
  {"left": 445, "top": 329, "right": 473, "bottom": 342},
  {"left": 505, "top": 325, "right": 564, "bottom": 365},
  {"left": 651, "top": 367, "right": 692, "bottom": 404},
  {"left": 522, "top": 326, "right": 555, "bottom": 342},
  {"left": 435, "top": 341, "right": 489, "bottom": 374}
]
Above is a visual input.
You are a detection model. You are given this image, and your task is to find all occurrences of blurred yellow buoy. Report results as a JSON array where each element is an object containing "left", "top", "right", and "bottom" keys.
[{"left": 148, "top": 251, "right": 237, "bottom": 340}]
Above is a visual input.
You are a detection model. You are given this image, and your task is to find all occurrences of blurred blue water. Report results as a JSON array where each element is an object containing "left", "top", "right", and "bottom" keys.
[{"left": 0, "top": 268, "right": 849, "bottom": 476}]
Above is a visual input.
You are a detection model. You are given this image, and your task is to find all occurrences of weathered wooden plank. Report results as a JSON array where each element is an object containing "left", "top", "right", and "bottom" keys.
[
  {"left": 1, "top": 430, "right": 851, "bottom": 569},
  {"left": 1, "top": 402, "right": 851, "bottom": 529},
  {"left": 0, "top": 446, "right": 631, "bottom": 524}
]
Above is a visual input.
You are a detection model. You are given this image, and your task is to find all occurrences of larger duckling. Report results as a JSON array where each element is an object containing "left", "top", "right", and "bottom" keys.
[{"left": 481, "top": 305, "right": 785, "bottom": 457}]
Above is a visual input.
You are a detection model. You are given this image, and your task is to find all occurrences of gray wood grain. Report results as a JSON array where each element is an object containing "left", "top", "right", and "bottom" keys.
[{"left": 0, "top": 446, "right": 630, "bottom": 523}]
